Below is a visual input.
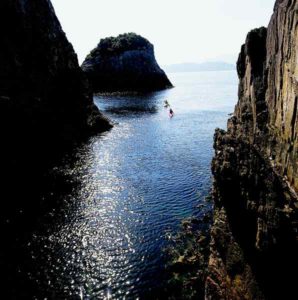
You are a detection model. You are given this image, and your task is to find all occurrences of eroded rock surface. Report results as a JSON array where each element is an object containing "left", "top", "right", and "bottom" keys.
[{"left": 206, "top": 1, "right": 298, "bottom": 299}]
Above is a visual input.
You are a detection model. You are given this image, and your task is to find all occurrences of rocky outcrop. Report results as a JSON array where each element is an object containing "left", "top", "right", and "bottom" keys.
[
  {"left": 0, "top": 0, "right": 111, "bottom": 159},
  {"left": 82, "top": 33, "right": 173, "bottom": 93},
  {"left": 206, "top": 0, "right": 298, "bottom": 299}
]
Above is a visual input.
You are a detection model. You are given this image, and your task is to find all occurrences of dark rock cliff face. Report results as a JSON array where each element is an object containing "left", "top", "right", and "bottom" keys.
[
  {"left": 0, "top": 0, "right": 111, "bottom": 159},
  {"left": 81, "top": 33, "right": 173, "bottom": 93},
  {"left": 206, "top": 0, "right": 298, "bottom": 299},
  {"left": 0, "top": 2, "right": 112, "bottom": 295},
  {"left": 0, "top": 0, "right": 112, "bottom": 214}
]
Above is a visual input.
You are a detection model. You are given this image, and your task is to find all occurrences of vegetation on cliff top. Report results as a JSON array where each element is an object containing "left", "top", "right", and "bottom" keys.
[
  {"left": 86, "top": 33, "right": 152, "bottom": 59},
  {"left": 82, "top": 32, "right": 172, "bottom": 93}
]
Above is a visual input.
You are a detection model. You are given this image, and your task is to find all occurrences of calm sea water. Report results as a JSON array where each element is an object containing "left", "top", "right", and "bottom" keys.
[{"left": 19, "top": 71, "right": 237, "bottom": 299}]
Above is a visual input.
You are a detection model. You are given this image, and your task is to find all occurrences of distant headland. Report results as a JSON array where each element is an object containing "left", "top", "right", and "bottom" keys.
[{"left": 163, "top": 61, "right": 235, "bottom": 73}]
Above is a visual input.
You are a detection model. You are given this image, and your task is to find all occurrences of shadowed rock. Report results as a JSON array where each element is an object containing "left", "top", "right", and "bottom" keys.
[
  {"left": 82, "top": 33, "right": 173, "bottom": 93},
  {"left": 0, "top": 0, "right": 112, "bottom": 162},
  {"left": 0, "top": 2, "right": 112, "bottom": 296}
]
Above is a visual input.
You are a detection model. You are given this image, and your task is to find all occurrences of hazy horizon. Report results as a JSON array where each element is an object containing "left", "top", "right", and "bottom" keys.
[{"left": 51, "top": 0, "right": 276, "bottom": 65}]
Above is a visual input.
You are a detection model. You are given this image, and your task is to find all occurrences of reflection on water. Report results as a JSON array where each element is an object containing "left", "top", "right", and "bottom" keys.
[{"left": 14, "top": 71, "right": 237, "bottom": 299}]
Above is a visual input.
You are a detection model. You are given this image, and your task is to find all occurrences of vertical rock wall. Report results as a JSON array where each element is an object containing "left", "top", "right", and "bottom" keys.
[
  {"left": 206, "top": 1, "right": 298, "bottom": 299},
  {"left": 266, "top": 0, "right": 298, "bottom": 189}
]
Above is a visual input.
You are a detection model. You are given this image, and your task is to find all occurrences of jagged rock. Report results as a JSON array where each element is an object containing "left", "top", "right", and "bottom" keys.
[
  {"left": 206, "top": 0, "right": 298, "bottom": 299},
  {"left": 82, "top": 33, "right": 173, "bottom": 93}
]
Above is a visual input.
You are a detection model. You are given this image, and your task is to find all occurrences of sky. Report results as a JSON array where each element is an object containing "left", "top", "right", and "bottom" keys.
[{"left": 51, "top": 0, "right": 276, "bottom": 66}]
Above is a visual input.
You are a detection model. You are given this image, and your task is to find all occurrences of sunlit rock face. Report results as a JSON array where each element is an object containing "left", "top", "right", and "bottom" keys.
[
  {"left": 206, "top": 0, "right": 298, "bottom": 299},
  {"left": 0, "top": 0, "right": 111, "bottom": 158},
  {"left": 266, "top": 0, "right": 298, "bottom": 189},
  {"left": 82, "top": 33, "right": 173, "bottom": 93}
]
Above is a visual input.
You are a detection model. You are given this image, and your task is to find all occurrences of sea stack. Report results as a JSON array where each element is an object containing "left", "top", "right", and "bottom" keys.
[
  {"left": 206, "top": 0, "right": 298, "bottom": 299},
  {"left": 82, "top": 33, "right": 173, "bottom": 93}
]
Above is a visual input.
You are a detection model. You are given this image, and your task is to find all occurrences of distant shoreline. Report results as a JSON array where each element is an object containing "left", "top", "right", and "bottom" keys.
[
  {"left": 166, "top": 69, "right": 236, "bottom": 74},
  {"left": 163, "top": 62, "right": 236, "bottom": 73}
]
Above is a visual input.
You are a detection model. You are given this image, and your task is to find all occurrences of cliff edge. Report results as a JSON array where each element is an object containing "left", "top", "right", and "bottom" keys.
[
  {"left": 82, "top": 33, "right": 173, "bottom": 93},
  {"left": 206, "top": 0, "right": 298, "bottom": 299}
]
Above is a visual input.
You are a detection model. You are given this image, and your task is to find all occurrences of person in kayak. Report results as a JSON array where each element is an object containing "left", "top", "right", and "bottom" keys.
[{"left": 164, "top": 100, "right": 170, "bottom": 108}]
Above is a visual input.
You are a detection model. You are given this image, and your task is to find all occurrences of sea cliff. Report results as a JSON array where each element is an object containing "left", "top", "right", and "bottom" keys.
[
  {"left": 0, "top": 0, "right": 111, "bottom": 159},
  {"left": 82, "top": 33, "right": 173, "bottom": 93},
  {"left": 206, "top": 0, "right": 298, "bottom": 299}
]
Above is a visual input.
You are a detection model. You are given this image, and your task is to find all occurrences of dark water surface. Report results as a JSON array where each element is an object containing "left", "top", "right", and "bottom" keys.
[{"left": 7, "top": 71, "right": 237, "bottom": 299}]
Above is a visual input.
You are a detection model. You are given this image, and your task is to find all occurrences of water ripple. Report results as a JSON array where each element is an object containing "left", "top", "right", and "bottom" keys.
[{"left": 24, "top": 71, "right": 238, "bottom": 299}]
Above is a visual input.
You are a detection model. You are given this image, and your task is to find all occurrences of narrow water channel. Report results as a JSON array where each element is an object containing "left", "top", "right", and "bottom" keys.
[{"left": 17, "top": 71, "right": 237, "bottom": 299}]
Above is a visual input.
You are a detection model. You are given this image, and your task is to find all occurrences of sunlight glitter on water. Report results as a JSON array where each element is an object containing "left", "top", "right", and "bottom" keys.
[{"left": 27, "top": 71, "right": 238, "bottom": 299}]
